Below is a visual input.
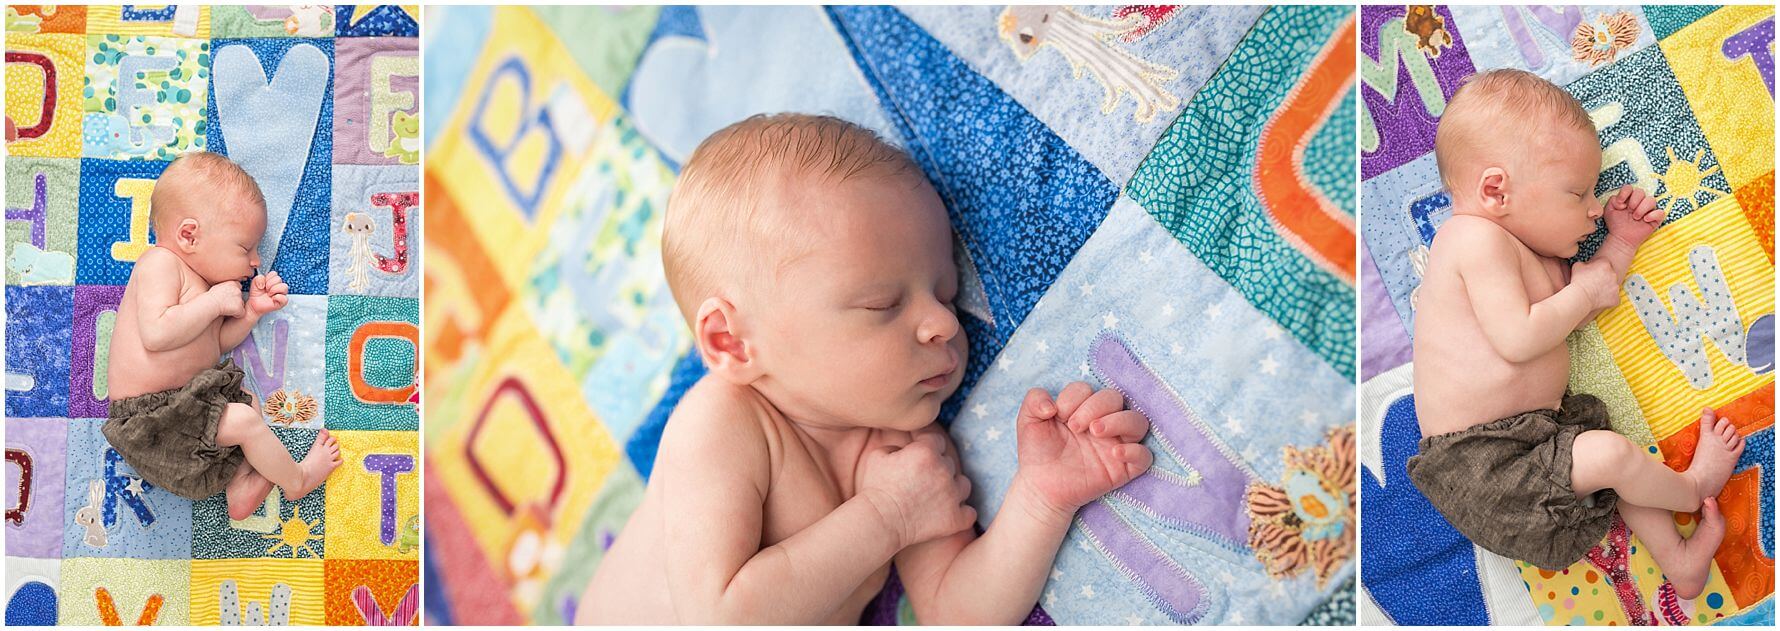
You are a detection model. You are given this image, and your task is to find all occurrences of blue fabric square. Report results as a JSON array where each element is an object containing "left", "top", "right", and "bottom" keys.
[
  {"left": 6, "top": 285, "right": 74, "bottom": 417},
  {"left": 206, "top": 38, "right": 335, "bottom": 296},
  {"left": 61, "top": 418, "right": 195, "bottom": 560},
  {"left": 1359, "top": 394, "right": 1485, "bottom": 625},
  {"left": 335, "top": 5, "right": 420, "bottom": 38},
  {"left": 74, "top": 158, "right": 166, "bottom": 286},
  {"left": 191, "top": 428, "right": 327, "bottom": 560}
]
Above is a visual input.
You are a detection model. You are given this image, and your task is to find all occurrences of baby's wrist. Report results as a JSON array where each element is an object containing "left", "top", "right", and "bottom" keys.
[{"left": 1007, "top": 473, "right": 1078, "bottom": 528}]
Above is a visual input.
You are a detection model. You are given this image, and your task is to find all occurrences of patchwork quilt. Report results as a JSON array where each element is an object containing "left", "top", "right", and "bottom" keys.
[
  {"left": 421, "top": 5, "right": 1356, "bottom": 626},
  {"left": 5, "top": 5, "right": 420, "bottom": 626},
  {"left": 1358, "top": 5, "right": 1774, "bottom": 627}
]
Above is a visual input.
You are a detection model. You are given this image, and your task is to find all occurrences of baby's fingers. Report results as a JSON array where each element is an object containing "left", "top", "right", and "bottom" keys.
[
  {"left": 1017, "top": 388, "right": 1057, "bottom": 427},
  {"left": 1090, "top": 410, "right": 1150, "bottom": 443},
  {"left": 1113, "top": 443, "right": 1153, "bottom": 483},
  {"left": 1053, "top": 382, "right": 1093, "bottom": 423},
  {"left": 1068, "top": 388, "right": 1126, "bottom": 432}
]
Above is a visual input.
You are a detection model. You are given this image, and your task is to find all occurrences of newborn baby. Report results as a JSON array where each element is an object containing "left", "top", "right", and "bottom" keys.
[
  {"left": 104, "top": 151, "right": 342, "bottom": 518},
  {"left": 578, "top": 115, "right": 1154, "bottom": 624},
  {"left": 1410, "top": 69, "right": 1743, "bottom": 597}
]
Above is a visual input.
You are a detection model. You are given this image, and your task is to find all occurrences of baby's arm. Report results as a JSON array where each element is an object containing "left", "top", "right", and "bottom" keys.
[
  {"left": 133, "top": 249, "right": 241, "bottom": 351},
  {"left": 1577, "top": 185, "right": 1664, "bottom": 322},
  {"left": 1452, "top": 220, "right": 1613, "bottom": 362},
  {"left": 896, "top": 385, "right": 1151, "bottom": 624},
  {"left": 218, "top": 272, "right": 289, "bottom": 351},
  {"left": 659, "top": 386, "right": 971, "bottom": 624}
]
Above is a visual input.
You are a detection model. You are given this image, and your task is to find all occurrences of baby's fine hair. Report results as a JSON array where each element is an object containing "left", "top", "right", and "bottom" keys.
[
  {"left": 150, "top": 151, "right": 266, "bottom": 232},
  {"left": 662, "top": 114, "right": 921, "bottom": 322},
  {"left": 1434, "top": 68, "right": 1595, "bottom": 191}
]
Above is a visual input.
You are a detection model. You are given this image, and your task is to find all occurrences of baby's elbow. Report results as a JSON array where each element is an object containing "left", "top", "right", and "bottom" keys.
[{"left": 1494, "top": 336, "right": 1544, "bottom": 364}]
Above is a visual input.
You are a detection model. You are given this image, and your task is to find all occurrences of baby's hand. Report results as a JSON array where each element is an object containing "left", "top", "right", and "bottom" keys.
[
  {"left": 1014, "top": 383, "right": 1153, "bottom": 520},
  {"left": 1571, "top": 258, "right": 1621, "bottom": 310},
  {"left": 208, "top": 281, "right": 246, "bottom": 318},
  {"left": 246, "top": 271, "right": 289, "bottom": 316},
  {"left": 1604, "top": 185, "right": 1663, "bottom": 249},
  {"left": 858, "top": 429, "right": 976, "bottom": 550}
]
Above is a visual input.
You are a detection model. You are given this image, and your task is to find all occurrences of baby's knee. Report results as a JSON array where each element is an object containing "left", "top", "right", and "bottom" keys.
[{"left": 216, "top": 403, "right": 264, "bottom": 440}]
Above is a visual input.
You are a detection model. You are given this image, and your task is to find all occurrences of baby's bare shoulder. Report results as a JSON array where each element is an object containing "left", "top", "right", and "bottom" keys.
[
  {"left": 1431, "top": 216, "right": 1517, "bottom": 269},
  {"left": 660, "top": 378, "right": 775, "bottom": 457}
]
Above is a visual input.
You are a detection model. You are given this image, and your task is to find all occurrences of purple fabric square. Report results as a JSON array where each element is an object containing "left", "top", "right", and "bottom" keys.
[
  {"left": 70, "top": 285, "right": 126, "bottom": 418},
  {"left": 7, "top": 417, "right": 69, "bottom": 559}
]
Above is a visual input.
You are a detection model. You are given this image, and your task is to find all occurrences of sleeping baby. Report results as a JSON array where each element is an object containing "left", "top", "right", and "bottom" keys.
[
  {"left": 104, "top": 151, "right": 342, "bottom": 518},
  {"left": 1409, "top": 69, "right": 1742, "bottom": 598},
  {"left": 577, "top": 114, "right": 1154, "bottom": 624}
]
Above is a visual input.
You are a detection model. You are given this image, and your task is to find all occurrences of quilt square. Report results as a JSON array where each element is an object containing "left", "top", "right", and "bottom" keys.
[
  {"left": 84, "top": 5, "right": 210, "bottom": 39},
  {"left": 7, "top": 418, "right": 69, "bottom": 559},
  {"left": 6, "top": 285, "right": 73, "bottom": 418},
  {"left": 329, "top": 165, "right": 420, "bottom": 297},
  {"left": 335, "top": 6, "right": 420, "bottom": 38},
  {"left": 5, "top": 556, "right": 62, "bottom": 626},
  {"left": 80, "top": 34, "right": 210, "bottom": 161},
  {"left": 210, "top": 6, "right": 336, "bottom": 39},
  {"left": 205, "top": 37, "right": 335, "bottom": 296},
  {"left": 322, "top": 430, "right": 417, "bottom": 561},
  {"left": 68, "top": 284, "right": 124, "bottom": 419},
  {"left": 6, "top": 157, "right": 80, "bottom": 286},
  {"left": 1662, "top": 5, "right": 1774, "bottom": 191},
  {"left": 1595, "top": 197, "right": 1774, "bottom": 442},
  {"left": 1445, "top": 6, "right": 1657, "bottom": 87},
  {"left": 57, "top": 557, "right": 191, "bottom": 625},
  {"left": 332, "top": 37, "right": 418, "bottom": 165},
  {"left": 431, "top": 306, "right": 621, "bottom": 582},
  {"left": 191, "top": 428, "right": 327, "bottom": 561},
  {"left": 230, "top": 294, "right": 329, "bottom": 430},
  {"left": 61, "top": 418, "right": 193, "bottom": 560},
  {"left": 73, "top": 157, "right": 164, "bottom": 286},
  {"left": 6, "top": 6, "right": 88, "bottom": 35},
  {"left": 322, "top": 559, "right": 418, "bottom": 625},
  {"left": 6, "top": 33, "right": 88, "bottom": 158},
  {"left": 189, "top": 557, "right": 325, "bottom": 625},
  {"left": 323, "top": 295, "right": 418, "bottom": 430},
  {"left": 1566, "top": 43, "right": 1733, "bottom": 231},
  {"left": 1358, "top": 5, "right": 1476, "bottom": 180}
]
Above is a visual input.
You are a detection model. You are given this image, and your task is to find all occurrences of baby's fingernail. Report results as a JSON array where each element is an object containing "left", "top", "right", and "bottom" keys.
[{"left": 1091, "top": 420, "right": 1104, "bottom": 433}]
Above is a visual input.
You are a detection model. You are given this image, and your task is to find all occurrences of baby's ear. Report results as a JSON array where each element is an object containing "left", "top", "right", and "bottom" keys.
[
  {"left": 1476, "top": 167, "right": 1509, "bottom": 216},
  {"left": 694, "top": 297, "right": 761, "bottom": 384},
  {"left": 176, "top": 217, "right": 202, "bottom": 251}
]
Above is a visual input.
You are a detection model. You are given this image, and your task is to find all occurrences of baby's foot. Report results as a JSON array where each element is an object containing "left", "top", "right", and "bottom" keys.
[
  {"left": 1684, "top": 408, "right": 1745, "bottom": 502},
  {"left": 283, "top": 430, "right": 344, "bottom": 501},
  {"left": 225, "top": 469, "right": 275, "bottom": 521},
  {"left": 1668, "top": 499, "right": 1727, "bottom": 600}
]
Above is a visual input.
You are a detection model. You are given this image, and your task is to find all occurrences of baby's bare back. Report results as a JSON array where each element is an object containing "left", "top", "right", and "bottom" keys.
[
  {"left": 1413, "top": 218, "right": 1573, "bottom": 437},
  {"left": 108, "top": 251, "right": 227, "bottom": 399},
  {"left": 578, "top": 379, "right": 902, "bottom": 624}
]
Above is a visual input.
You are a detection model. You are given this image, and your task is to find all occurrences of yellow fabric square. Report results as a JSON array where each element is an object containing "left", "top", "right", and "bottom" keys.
[
  {"left": 1664, "top": 5, "right": 1775, "bottom": 191},
  {"left": 1515, "top": 526, "right": 1740, "bottom": 625},
  {"left": 189, "top": 558, "right": 325, "bottom": 626},
  {"left": 1597, "top": 196, "right": 1775, "bottom": 441},
  {"left": 430, "top": 303, "right": 621, "bottom": 603},
  {"left": 325, "top": 430, "right": 421, "bottom": 561},
  {"left": 85, "top": 5, "right": 211, "bottom": 38},
  {"left": 58, "top": 558, "right": 192, "bottom": 625},
  {"left": 426, "top": 5, "right": 618, "bottom": 292},
  {"left": 5, "top": 33, "right": 87, "bottom": 158}
]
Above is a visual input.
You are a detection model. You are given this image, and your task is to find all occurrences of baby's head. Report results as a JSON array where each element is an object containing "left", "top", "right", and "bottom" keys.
[
  {"left": 664, "top": 114, "right": 966, "bottom": 431},
  {"left": 151, "top": 151, "right": 267, "bottom": 283},
  {"left": 1435, "top": 68, "right": 1603, "bottom": 258}
]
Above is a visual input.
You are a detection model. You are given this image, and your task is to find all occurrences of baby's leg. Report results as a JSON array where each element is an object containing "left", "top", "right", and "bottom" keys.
[
  {"left": 224, "top": 462, "right": 274, "bottom": 521},
  {"left": 1572, "top": 409, "right": 1745, "bottom": 512},
  {"left": 1571, "top": 430, "right": 1701, "bottom": 511},
  {"left": 215, "top": 403, "right": 342, "bottom": 502},
  {"left": 1620, "top": 500, "right": 1724, "bottom": 600}
]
